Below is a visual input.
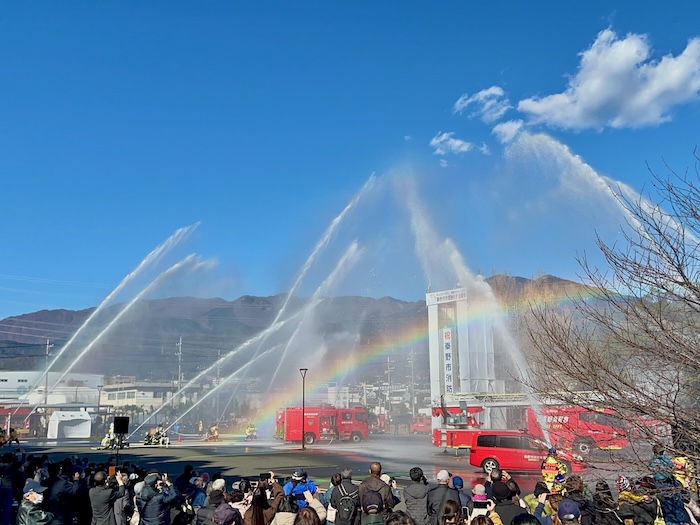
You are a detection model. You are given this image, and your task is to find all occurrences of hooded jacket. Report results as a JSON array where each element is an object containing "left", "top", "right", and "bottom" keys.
[
  {"left": 426, "top": 485, "right": 460, "bottom": 525},
  {"left": 403, "top": 482, "right": 429, "bottom": 525},
  {"left": 136, "top": 483, "right": 180, "bottom": 525},
  {"left": 358, "top": 476, "right": 393, "bottom": 518}
]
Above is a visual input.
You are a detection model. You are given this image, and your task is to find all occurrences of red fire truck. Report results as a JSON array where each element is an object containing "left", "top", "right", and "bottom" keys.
[
  {"left": 526, "top": 406, "right": 629, "bottom": 455},
  {"left": 409, "top": 415, "right": 432, "bottom": 434},
  {"left": 275, "top": 406, "right": 369, "bottom": 445},
  {"left": 431, "top": 402, "right": 628, "bottom": 456}
]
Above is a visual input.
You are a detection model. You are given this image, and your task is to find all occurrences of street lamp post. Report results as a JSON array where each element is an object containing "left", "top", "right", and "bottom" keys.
[
  {"left": 299, "top": 368, "right": 308, "bottom": 450},
  {"left": 96, "top": 385, "right": 103, "bottom": 431}
]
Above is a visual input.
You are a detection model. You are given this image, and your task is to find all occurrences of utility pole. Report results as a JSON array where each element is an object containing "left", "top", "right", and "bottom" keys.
[
  {"left": 175, "top": 337, "right": 183, "bottom": 400},
  {"left": 410, "top": 348, "right": 416, "bottom": 416},
  {"left": 44, "top": 339, "right": 53, "bottom": 408},
  {"left": 215, "top": 349, "right": 221, "bottom": 419}
]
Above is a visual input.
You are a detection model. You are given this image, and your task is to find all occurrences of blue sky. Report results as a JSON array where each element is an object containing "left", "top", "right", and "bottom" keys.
[{"left": 1, "top": 1, "right": 699, "bottom": 320}]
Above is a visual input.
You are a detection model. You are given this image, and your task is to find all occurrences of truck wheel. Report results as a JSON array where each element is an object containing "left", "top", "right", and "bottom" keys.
[
  {"left": 481, "top": 458, "right": 500, "bottom": 474},
  {"left": 351, "top": 432, "right": 362, "bottom": 443},
  {"left": 304, "top": 433, "right": 316, "bottom": 445},
  {"left": 413, "top": 430, "right": 418, "bottom": 435},
  {"left": 574, "top": 439, "right": 592, "bottom": 456}
]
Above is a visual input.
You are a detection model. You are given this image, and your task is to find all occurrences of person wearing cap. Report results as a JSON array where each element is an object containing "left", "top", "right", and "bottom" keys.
[
  {"left": 426, "top": 470, "right": 459, "bottom": 525},
  {"left": 283, "top": 470, "right": 317, "bottom": 509},
  {"left": 380, "top": 474, "right": 401, "bottom": 506},
  {"left": 557, "top": 499, "right": 582, "bottom": 524},
  {"left": 185, "top": 478, "right": 205, "bottom": 508},
  {"left": 17, "top": 480, "right": 53, "bottom": 525},
  {"left": 562, "top": 477, "right": 594, "bottom": 525},
  {"left": 43, "top": 462, "right": 81, "bottom": 525},
  {"left": 136, "top": 472, "right": 180, "bottom": 525},
  {"left": 90, "top": 470, "right": 126, "bottom": 525},
  {"left": 490, "top": 481, "right": 527, "bottom": 525},
  {"left": 403, "top": 467, "right": 429, "bottom": 525}
]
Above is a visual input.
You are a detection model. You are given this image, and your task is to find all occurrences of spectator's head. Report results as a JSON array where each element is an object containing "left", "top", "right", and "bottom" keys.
[
  {"left": 441, "top": 500, "right": 461, "bottom": 524},
  {"left": 209, "top": 490, "right": 224, "bottom": 506},
  {"left": 23, "top": 480, "right": 47, "bottom": 504},
  {"left": 386, "top": 511, "right": 416, "bottom": 525},
  {"left": 452, "top": 476, "right": 464, "bottom": 490},
  {"left": 472, "top": 484, "right": 487, "bottom": 502},
  {"left": 229, "top": 490, "right": 245, "bottom": 503},
  {"left": 653, "top": 444, "right": 665, "bottom": 456},
  {"left": 47, "top": 463, "right": 62, "bottom": 478},
  {"left": 369, "top": 462, "right": 382, "bottom": 477},
  {"left": 436, "top": 470, "right": 451, "bottom": 485},
  {"left": 564, "top": 475, "right": 584, "bottom": 495},
  {"left": 558, "top": 499, "right": 581, "bottom": 524},
  {"left": 511, "top": 515, "right": 541, "bottom": 525},
  {"left": 331, "top": 473, "right": 342, "bottom": 487},
  {"left": 294, "top": 506, "right": 322, "bottom": 525},
  {"left": 491, "top": 481, "right": 511, "bottom": 502},
  {"left": 183, "top": 464, "right": 194, "bottom": 475},
  {"left": 341, "top": 468, "right": 353, "bottom": 480},
  {"left": 409, "top": 467, "right": 424, "bottom": 483},
  {"left": 93, "top": 471, "right": 108, "bottom": 486},
  {"left": 292, "top": 470, "right": 307, "bottom": 482},
  {"left": 278, "top": 496, "right": 299, "bottom": 514},
  {"left": 380, "top": 474, "right": 391, "bottom": 485},
  {"left": 471, "top": 517, "right": 494, "bottom": 525},
  {"left": 144, "top": 473, "right": 161, "bottom": 487},
  {"left": 616, "top": 475, "right": 630, "bottom": 492},
  {"left": 533, "top": 482, "right": 549, "bottom": 498},
  {"left": 239, "top": 480, "right": 252, "bottom": 493},
  {"left": 211, "top": 479, "right": 226, "bottom": 492},
  {"left": 489, "top": 468, "right": 502, "bottom": 483}
]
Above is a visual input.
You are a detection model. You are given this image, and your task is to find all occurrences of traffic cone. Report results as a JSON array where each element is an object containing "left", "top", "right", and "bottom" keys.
[{"left": 178, "top": 433, "right": 182, "bottom": 443}]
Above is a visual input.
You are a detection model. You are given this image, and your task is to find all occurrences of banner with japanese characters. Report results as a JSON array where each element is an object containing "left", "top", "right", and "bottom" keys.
[{"left": 442, "top": 328, "right": 454, "bottom": 394}]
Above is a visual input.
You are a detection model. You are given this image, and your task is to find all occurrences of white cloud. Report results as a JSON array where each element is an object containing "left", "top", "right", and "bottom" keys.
[
  {"left": 517, "top": 29, "right": 700, "bottom": 130},
  {"left": 492, "top": 120, "right": 524, "bottom": 143},
  {"left": 430, "top": 131, "right": 474, "bottom": 155},
  {"left": 439, "top": 159, "right": 449, "bottom": 168},
  {"left": 453, "top": 86, "right": 512, "bottom": 123},
  {"left": 404, "top": 135, "right": 412, "bottom": 141},
  {"left": 478, "top": 143, "right": 491, "bottom": 155}
]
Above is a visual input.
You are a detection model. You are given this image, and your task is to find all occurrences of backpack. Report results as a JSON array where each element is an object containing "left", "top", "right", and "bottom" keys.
[
  {"left": 361, "top": 489, "right": 384, "bottom": 515},
  {"left": 336, "top": 484, "right": 359, "bottom": 525}
]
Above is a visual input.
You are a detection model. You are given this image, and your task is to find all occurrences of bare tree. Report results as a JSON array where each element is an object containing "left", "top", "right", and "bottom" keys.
[{"left": 526, "top": 151, "right": 700, "bottom": 466}]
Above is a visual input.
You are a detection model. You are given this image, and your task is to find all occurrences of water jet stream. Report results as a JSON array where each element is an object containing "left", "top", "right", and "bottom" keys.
[
  {"left": 16, "top": 224, "right": 198, "bottom": 416},
  {"left": 24, "top": 253, "right": 206, "bottom": 422}
]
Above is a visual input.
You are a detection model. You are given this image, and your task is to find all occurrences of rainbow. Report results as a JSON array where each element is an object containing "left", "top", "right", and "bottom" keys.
[{"left": 245, "top": 284, "right": 600, "bottom": 432}]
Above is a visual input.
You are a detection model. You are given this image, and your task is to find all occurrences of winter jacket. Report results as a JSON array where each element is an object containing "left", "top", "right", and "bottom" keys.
[
  {"left": 17, "top": 499, "right": 55, "bottom": 525},
  {"left": 330, "top": 480, "right": 360, "bottom": 525},
  {"left": 358, "top": 477, "right": 393, "bottom": 518},
  {"left": 426, "top": 485, "right": 460, "bottom": 525},
  {"left": 657, "top": 480, "right": 691, "bottom": 525},
  {"left": 492, "top": 499, "right": 528, "bottom": 525},
  {"left": 90, "top": 484, "right": 127, "bottom": 525},
  {"left": 243, "top": 483, "right": 284, "bottom": 525},
  {"left": 44, "top": 475, "right": 80, "bottom": 525},
  {"left": 618, "top": 498, "right": 659, "bottom": 525},
  {"left": 136, "top": 485, "right": 180, "bottom": 525},
  {"left": 282, "top": 481, "right": 318, "bottom": 509},
  {"left": 566, "top": 493, "right": 595, "bottom": 525},
  {"left": 194, "top": 503, "right": 216, "bottom": 525},
  {"left": 269, "top": 513, "right": 295, "bottom": 525},
  {"left": 403, "top": 483, "right": 429, "bottom": 525},
  {"left": 533, "top": 502, "right": 553, "bottom": 525}
]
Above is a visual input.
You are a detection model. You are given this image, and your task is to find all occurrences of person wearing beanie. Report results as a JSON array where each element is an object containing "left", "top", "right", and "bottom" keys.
[
  {"left": 403, "top": 467, "right": 429, "bottom": 525},
  {"left": 451, "top": 476, "right": 471, "bottom": 513},
  {"left": 616, "top": 477, "right": 646, "bottom": 506},
  {"left": 491, "top": 481, "right": 528, "bottom": 525},
  {"left": 427, "top": 470, "right": 459, "bottom": 525}
]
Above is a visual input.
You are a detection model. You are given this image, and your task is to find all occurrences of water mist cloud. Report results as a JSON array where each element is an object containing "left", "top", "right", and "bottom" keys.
[{"left": 518, "top": 29, "right": 700, "bottom": 130}]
